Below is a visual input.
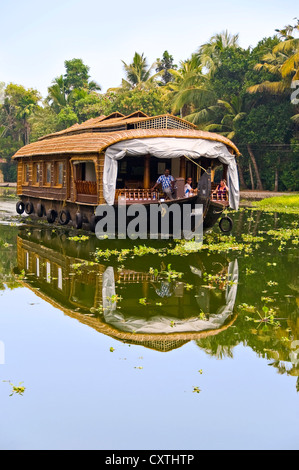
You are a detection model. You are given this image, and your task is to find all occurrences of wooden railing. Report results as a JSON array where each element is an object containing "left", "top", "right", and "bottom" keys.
[
  {"left": 211, "top": 191, "right": 229, "bottom": 203},
  {"left": 115, "top": 188, "right": 160, "bottom": 202},
  {"left": 75, "top": 180, "right": 97, "bottom": 195},
  {"left": 118, "top": 270, "right": 156, "bottom": 283}
]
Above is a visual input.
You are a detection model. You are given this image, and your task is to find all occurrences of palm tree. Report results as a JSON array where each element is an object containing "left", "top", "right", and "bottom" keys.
[
  {"left": 188, "top": 96, "right": 263, "bottom": 190},
  {"left": 169, "top": 59, "right": 215, "bottom": 118},
  {"left": 194, "top": 30, "right": 239, "bottom": 76},
  {"left": 47, "top": 75, "right": 68, "bottom": 113},
  {"left": 121, "top": 52, "right": 157, "bottom": 89},
  {"left": 248, "top": 20, "right": 299, "bottom": 95},
  {"left": 169, "top": 32, "right": 239, "bottom": 119},
  {"left": 16, "top": 102, "right": 37, "bottom": 145}
]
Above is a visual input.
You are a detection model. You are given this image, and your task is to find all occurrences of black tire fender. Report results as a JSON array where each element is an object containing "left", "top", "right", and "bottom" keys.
[
  {"left": 89, "top": 214, "right": 98, "bottom": 233},
  {"left": 24, "top": 201, "right": 34, "bottom": 215},
  {"left": 16, "top": 201, "right": 25, "bottom": 215},
  {"left": 37, "top": 203, "right": 45, "bottom": 217},
  {"left": 47, "top": 209, "right": 57, "bottom": 224},
  {"left": 75, "top": 212, "right": 83, "bottom": 230},
  {"left": 58, "top": 209, "right": 71, "bottom": 226},
  {"left": 219, "top": 216, "right": 233, "bottom": 233}
]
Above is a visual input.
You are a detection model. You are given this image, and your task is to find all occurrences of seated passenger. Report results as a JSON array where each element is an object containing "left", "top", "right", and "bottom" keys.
[
  {"left": 184, "top": 177, "right": 197, "bottom": 197},
  {"left": 213, "top": 179, "right": 228, "bottom": 200},
  {"left": 152, "top": 169, "right": 175, "bottom": 200}
]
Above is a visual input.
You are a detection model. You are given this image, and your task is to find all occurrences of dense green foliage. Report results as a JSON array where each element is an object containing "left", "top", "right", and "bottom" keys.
[{"left": 0, "top": 21, "right": 298, "bottom": 190}]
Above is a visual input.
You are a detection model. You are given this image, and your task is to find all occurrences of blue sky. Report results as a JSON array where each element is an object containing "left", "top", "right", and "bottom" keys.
[{"left": 0, "top": 0, "right": 297, "bottom": 98}]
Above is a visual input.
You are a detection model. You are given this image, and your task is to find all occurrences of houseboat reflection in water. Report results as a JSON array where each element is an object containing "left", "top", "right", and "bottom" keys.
[{"left": 16, "top": 228, "right": 238, "bottom": 352}]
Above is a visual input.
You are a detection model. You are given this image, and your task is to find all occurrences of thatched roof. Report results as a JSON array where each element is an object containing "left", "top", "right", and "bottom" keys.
[
  {"left": 37, "top": 111, "right": 197, "bottom": 141},
  {"left": 13, "top": 127, "right": 241, "bottom": 159}
]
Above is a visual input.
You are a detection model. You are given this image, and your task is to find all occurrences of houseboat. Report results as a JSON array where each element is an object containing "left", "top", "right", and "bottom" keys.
[
  {"left": 12, "top": 111, "right": 241, "bottom": 233},
  {"left": 16, "top": 228, "right": 239, "bottom": 351}
]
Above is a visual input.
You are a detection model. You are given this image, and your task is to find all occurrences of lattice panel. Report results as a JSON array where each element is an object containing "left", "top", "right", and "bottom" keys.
[{"left": 134, "top": 116, "right": 194, "bottom": 130}]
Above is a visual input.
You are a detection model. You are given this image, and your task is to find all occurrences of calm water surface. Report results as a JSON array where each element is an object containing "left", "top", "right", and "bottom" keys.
[{"left": 0, "top": 195, "right": 298, "bottom": 450}]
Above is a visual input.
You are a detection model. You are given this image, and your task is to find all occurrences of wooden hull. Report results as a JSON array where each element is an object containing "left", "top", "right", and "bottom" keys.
[{"left": 17, "top": 193, "right": 225, "bottom": 233}]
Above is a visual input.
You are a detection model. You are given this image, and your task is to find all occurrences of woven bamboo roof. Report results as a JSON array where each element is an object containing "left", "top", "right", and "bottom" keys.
[
  {"left": 37, "top": 112, "right": 197, "bottom": 141},
  {"left": 13, "top": 127, "right": 241, "bottom": 159}
]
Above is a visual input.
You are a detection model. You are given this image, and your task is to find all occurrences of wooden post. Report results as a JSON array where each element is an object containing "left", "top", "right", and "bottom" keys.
[
  {"left": 98, "top": 153, "right": 105, "bottom": 204},
  {"left": 179, "top": 156, "right": 186, "bottom": 180},
  {"left": 143, "top": 154, "right": 150, "bottom": 189},
  {"left": 222, "top": 165, "right": 228, "bottom": 181},
  {"left": 211, "top": 167, "right": 215, "bottom": 183}
]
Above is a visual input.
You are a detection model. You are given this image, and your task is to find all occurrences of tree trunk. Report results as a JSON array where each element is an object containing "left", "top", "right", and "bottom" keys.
[
  {"left": 237, "top": 161, "right": 247, "bottom": 189},
  {"left": 247, "top": 144, "right": 263, "bottom": 190},
  {"left": 274, "top": 168, "right": 278, "bottom": 192},
  {"left": 24, "top": 120, "right": 30, "bottom": 146},
  {"left": 249, "top": 162, "right": 255, "bottom": 190},
  {"left": 274, "top": 156, "right": 280, "bottom": 192}
]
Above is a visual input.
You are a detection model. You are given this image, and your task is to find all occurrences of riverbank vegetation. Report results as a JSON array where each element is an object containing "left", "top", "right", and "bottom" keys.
[
  {"left": 0, "top": 20, "right": 298, "bottom": 190},
  {"left": 251, "top": 194, "right": 299, "bottom": 213}
]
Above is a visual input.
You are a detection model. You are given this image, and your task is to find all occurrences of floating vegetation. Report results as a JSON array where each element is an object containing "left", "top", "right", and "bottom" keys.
[
  {"left": 239, "top": 304, "right": 282, "bottom": 329},
  {"left": 68, "top": 235, "right": 89, "bottom": 242},
  {"left": 3, "top": 381, "right": 26, "bottom": 397},
  {"left": 106, "top": 294, "right": 122, "bottom": 304},
  {"left": 242, "top": 234, "right": 265, "bottom": 243},
  {"left": 203, "top": 271, "right": 235, "bottom": 290}
]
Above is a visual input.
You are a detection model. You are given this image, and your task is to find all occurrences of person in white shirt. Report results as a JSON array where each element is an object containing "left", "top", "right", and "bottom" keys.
[{"left": 184, "top": 177, "right": 196, "bottom": 197}]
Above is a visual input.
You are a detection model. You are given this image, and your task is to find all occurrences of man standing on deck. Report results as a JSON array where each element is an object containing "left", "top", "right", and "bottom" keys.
[{"left": 152, "top": 168, "right": 175, "bottom": 199}]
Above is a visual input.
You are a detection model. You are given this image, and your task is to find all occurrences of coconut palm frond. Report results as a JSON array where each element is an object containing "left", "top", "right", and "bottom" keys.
[
  {"left": 293, "top": 69, "right": 299, "bottom": 80},
  {"left": 204, "top": 123, "right": 228, "bottom": 132},
  {"left": 273, "top": 38, "right": 299, "bottom": 55},
  {"left": 221, "top": 114, "right": 234, "bottom": 127},
  {"left": 254, "top": 62, "right": 282, "bottom": 74},
  {"left": 171, "top": 87, "right": 214, "bottom": 114},
  {"left": 233, "top": 112, "right": 247, "bottom": 122},
  {"left": 0, "top": 125, "right": 7, "bottom": 138},
  {"left": 184, "top": 107, "right": 216, "bottom": 125},
  {"left": 217, "top": 99, "right": 234, "bottom": 114},
  {"left": 247, "top": 81, "right": 287, "bottom": 94},
  {"left": 227, "top": 131, "right": 236, "bottom": 140},
  {"left": 281, "top": 51, "right": 299, "bottom": 77}
]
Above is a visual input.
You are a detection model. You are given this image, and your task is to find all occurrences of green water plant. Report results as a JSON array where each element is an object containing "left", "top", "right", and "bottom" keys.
[{"left": 3, "top": 380, "right": 26, "bottom": 397}]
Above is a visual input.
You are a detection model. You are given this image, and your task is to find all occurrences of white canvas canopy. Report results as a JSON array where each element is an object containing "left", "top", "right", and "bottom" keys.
[
  {"left": 103, "top": 137, "right": 240, "bottom": 210},
  {"left": 102, "top": 260, "right": 238, "bottom": 334}
]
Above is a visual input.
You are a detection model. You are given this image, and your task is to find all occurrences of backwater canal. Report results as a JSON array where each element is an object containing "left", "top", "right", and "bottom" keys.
[{"left": 0, "top": 192, "right": 298, "bottom": 450}]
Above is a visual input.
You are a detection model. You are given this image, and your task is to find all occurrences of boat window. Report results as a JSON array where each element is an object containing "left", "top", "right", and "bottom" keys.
[
  {"left": 33, "top": 163, "right": 41, "bottom": 185},
  {"left": 55, "top": 162, "right": 64, "bottom": 186},
  {"left": 74, "top": 162, "right": 96, "bottom": 182},
  {"left": 44, "top": 162, "right": 52, "bottom": 186},
  {"left": 25, "top": 252, "right": 29, "bottom": 271},
  {"left": 46, "top": 262, "right": 51, "bottom": 283},
  {"left": 57, "top": 267, "right": 63, "bottom": 290},
  {"left": 36, "top": 257, "right": 40, "bottom": 277},
  {"left": 23, "top": 163, "right": 30, "bottom": 184}
]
